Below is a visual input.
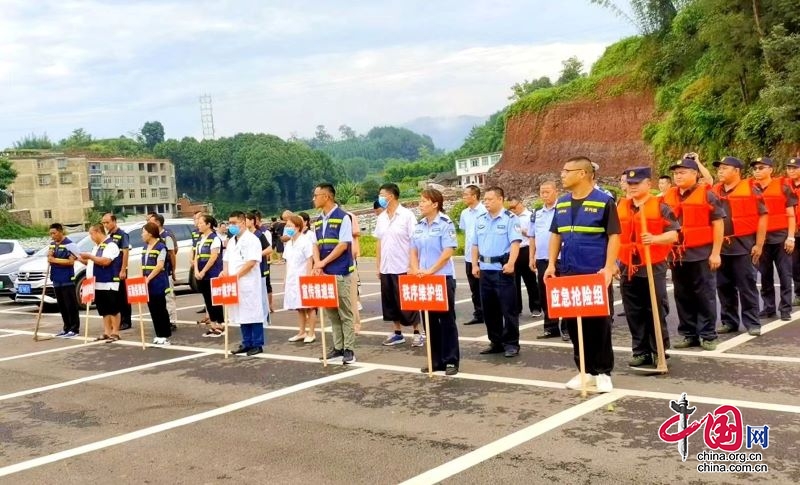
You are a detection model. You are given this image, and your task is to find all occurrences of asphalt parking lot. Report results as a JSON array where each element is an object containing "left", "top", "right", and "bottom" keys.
[{"left": 0, "top": 258, "right": 798, "bottom": 484}]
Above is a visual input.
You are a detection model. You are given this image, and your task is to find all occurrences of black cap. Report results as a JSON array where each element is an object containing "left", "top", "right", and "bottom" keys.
[
  {"left": 669, "top": 158, "right": 700, "bottom": 171},
  {"left": 750, "top": 157, "right": 774, "bottom": 167},
  {"left": 713, "top": 156, "right": 743, "bottom": 169},
  {"left": 624, "top": 166, "right": 651, "bottom": 184}
]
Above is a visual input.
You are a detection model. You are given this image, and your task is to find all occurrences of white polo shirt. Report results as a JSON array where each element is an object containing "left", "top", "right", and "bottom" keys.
[{"left": 373, "top": 204, "right": 416, "bottom": 275}]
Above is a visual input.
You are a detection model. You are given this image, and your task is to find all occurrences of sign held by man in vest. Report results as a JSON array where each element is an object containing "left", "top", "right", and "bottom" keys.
[
  {"left": 126, "top": 276, "right": 149, "bottom": 350},
  {"left": 300, "top": 274, "right": 337, "bottom": 367}
]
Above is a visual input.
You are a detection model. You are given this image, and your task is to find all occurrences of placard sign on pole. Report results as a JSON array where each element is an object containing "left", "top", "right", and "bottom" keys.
[
  {"left": 80, "top": 277, "right": 96, "bottom": 343},
  {"left": 399, "top": 274, "right": 449, "bottom": 377},
  {"left": 545, "top": 274, "right": 610, "bottom": 397},
  {"left": 211, "top": 275, "right": 239, "bottom": 359},
  {"left": 299, "top": 274, "right": 338, "bottom": 367},
  {"left": 126, "top": 277, "right": 149, "bottom": 350}
]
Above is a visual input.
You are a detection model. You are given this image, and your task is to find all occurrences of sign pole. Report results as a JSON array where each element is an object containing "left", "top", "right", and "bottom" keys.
[
  {"left": 639, "top": 208, "right": 668, "bottom": 373},
  {"left": 320, "top": 308, "right": 327, "bottom": 367},
  {"left": 577, "top": 315, "right": 587, "bottom": 398},
  {"left": 84, "top": 304, "right": 90, "bottom": 344},
  {"left": 423, "top": 310, "right": 433, "bottom": 377},
  {"left": 223, "top": 305, "right": 229, "bottom": 359},
  {"left": 33, "top": 264, "right": 51, "bottom": 341},
  {"left": 138, "top": 302, "right": 145, "bottom": 350}
]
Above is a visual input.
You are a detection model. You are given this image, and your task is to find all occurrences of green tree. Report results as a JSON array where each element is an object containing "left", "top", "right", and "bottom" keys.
[
  {"left": 761, "top": 24, "right": 800, "bottom": 143},
  {"left": 589, "top": 0, "right": 689, "bottom": 35},
  {"left": 509, "top": 76, "right": 553, "bottom": 101},
  {"left": 60, "top": 128, "right": 93, "bottom": 148},
  {"left": 141, "top": 121, "right": 165, "bottom": 150},
  {"left": 338, "top": 124, "right": 357, "bottom": 140},
  {"left": 557, "top": 56, "right": 586, "bottom": 85},
  {"left": 13, "top": 132, "right": 53, "bottom": 149},
  {"left": 0, "top": 157, "right": 17, "bottom": 190}
]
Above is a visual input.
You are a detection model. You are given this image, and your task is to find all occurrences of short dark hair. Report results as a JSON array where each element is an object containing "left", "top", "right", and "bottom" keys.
[
  {"left": 49, "top": 223, "right": 64, "bottom": 232},
  {"left": 298, "top": 211, "right": 311, "bottom": 226},
  {"left": 659, "top": 175, "right": 673, "bottom": 182},
  {"left": 316, "top": 183, "right": 335, "bottom": 198},
  {"left": 149, "top": 213, "right": 164, "bottom": 226},
  {"left": 103, "top": 212, "right": 117, "bottom": 222},
  {"left": 379, "top": 183, "right": 400, "bottom": 199},
  {"left": 485, "top": 186, "right": 505, "bottom": 199},
  {"left": 143, "top": 222, "right": 161, "bottom": 240},
  {"left": 245, "top": 211, "right": 257, "bottom": 222},
  {"left": 465, "top": 185, "right": 481, "bottom": 198},
  {"left": 507, "top": 195, "right": 522, "bottom": 204},
  {"left": 566, "top": 156, "right": 595, "bottom": 176},
  {"left": 229, "top": 211, "right": 245, "bottom": 221},
  {"left": 420, "top": 188, "right": 445, "bottom": 212}
]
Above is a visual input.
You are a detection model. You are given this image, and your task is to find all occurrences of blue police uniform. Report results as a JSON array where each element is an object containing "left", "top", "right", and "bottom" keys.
[
  {"left": 142, "top": 241, "right": 172, "bottom": 338},
  {"left": 50, "top": 237, "right": 80, "bottom": 334},
  {"left": 473, "top": 209, "right": 523, "bottom": 354},
  {"left": 411, "top": 213, "right": 459, "bottom": 370},
  {"left": 551, "top": 187, "right": 617, "bottom": 376}
]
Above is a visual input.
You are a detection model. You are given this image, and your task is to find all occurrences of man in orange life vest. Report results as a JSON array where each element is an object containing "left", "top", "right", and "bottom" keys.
[
  {"left": 750, "top": 157, "right": 797, "bottom": 321},
  {"left": 617, "top": 167, "right": 679, "bottom": 368},
  {"left": 712, "top": 156, "right": 768, "bottom": 336},
  {"left": 786, "top": 157, "right": 800, "bottom": 306},
  {"left": 664, "top": 157, "right": 726, "bottom": 351}
]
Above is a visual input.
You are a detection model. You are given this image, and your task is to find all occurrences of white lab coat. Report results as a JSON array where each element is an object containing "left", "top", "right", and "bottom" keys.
[{"left": 222, "top": 230, "right": 266, "bottom": 324}]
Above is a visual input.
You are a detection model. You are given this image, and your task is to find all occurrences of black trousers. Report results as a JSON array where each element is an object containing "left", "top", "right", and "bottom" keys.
[
  {"left": 717, "top": 254, "right": 760, "bottom": 330},
  {"left": 117, "top": 280, "right": 132, "bottom": 327},
  {"left": 672, "top": 260, "right": 718, "bottom": 341},
  {"left": 514, "top": 246, "right": 540, "bottom": 314},
  {"left": 479, "top": 270, "right": 519, "bottom": 351},
  {"left": 535, "top": 259, "right": 564, "bottom": 334},
  {"left": 561, "top": 283, "right": 614, "bottom": 375},
  {"left": 464, "top": 262, "right": 483, "bottom": 320},
  {"left": 54, "top": 284, "right": 80, "bottom": 333},
  {"left": 759, "top": 242, "right": 793, "bottom": 316},
  {"left": 147, "top": 292, "right": 172, "bottom": 338},
  {"left": 427, "top": 277, "right": 460, "bottom": 368},
  {"left": 621, "top": 273, "right": 671, "bottom": 356},
  {"left": 198, "top": 278, "right": 224, "bottom": 323}
]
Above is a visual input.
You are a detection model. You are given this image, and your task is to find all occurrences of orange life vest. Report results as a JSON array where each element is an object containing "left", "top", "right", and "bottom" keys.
[
  {"left": 618, "top": 197, "right": 672, "bottom": 272},
  {"left": 790, "top": 179, "right": 800, "bottom": 226},
  {"left": 756, "top": 177, "right": 790, "bottom": 232},
  {"left": 712, "top": 180, "right": 760, "bottom": 237},
  {"left": 662, "top": 185, "right": 713, "bottom": 249}
]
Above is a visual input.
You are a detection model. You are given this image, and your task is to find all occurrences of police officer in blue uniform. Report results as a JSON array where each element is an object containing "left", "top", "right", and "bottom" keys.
[
  {"left": 545, "top": 156, "right": 620, "bottom": 394},
  {"left": 48, "top": 223, "right": 81, "bottom": 337},
  {"left": 411, "top": 188, "right": 460, "bottom": 375},
  {"left": 472, "top": 186, "right": 523, "bottom": 358}
]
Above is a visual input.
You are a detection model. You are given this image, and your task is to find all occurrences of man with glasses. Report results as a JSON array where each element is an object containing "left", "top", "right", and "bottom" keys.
[
  {"left": 545, "top": 157, "right": 620, "bottom": 393},
  {"left": 711, "top": 157, "right": 768, "bottom": 336},
  {"left": 508, "top": 195, "right": 542, "bottom": 318},
  {"left": 750, "top": 157, "right": 796, "bottom": 321}
]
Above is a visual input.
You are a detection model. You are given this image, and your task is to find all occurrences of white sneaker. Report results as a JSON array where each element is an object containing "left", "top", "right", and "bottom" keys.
[
  {"left": 303, "top": 335, "right": 316, "bottom": 343},
  {"left": 152, "top": 337, "right": 159, "bottom": 344},
  {"left": 565, "top": 373, "right": 596, "bottom": 390},
  {"left": 412, "top": 333, "right": 425, "bottom": 347},
  {"left": 161, "top": 338, "right": 171, "bottom": 346},
  {"left": 595, "top": 374, "right": 613, "bottom": 393}
]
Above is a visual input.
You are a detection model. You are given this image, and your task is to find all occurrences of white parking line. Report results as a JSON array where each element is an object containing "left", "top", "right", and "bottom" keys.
[
  {"left": 0, "top": 341, "right": 104, "bottom": 363},
  {"left": 0, "top": 333, "right": 21, "bottom": 338},
  {"left": 0, "top": 352, "right": 211, "bottom": 402},
  {"left": 0, "top": 367, "right": 373, "bottom": 478},
  {"left": 399, "top": 391, "right": 623, "bottom": 485},
  {"left": 711, "top": 310, "right": 800, "bottom": 353}
]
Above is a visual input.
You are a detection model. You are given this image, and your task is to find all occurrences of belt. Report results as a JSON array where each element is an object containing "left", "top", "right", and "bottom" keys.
[{"left": 478, "top": 253, "right": 509, "bottom": 264}]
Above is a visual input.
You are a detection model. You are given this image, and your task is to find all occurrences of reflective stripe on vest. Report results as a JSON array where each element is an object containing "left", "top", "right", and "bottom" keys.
[
  {"left": 662, "top": 185, "right": 714, "bottom": 249},
  {"left": 713, "top": 180, "right": 760, "bottom": 237}
]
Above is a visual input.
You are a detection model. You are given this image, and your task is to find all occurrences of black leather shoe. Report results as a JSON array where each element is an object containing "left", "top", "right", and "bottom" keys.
[
  {"left": 479, "top": 345, "right": 504, "bottom": 355},
  {"left": 463, "top": 318, "right": 484, "bottom": 325},
  {"left": 445, "top": 365, "right": 458, "bottom": 376},
  {"left": 504, "top": 348, "right": 520, "bottom": 358},
  {"left": 231, "top": 345, "right": 249, "bottom": 355},
  {"left": 536, "top": 331, "right": 559, "bottom": 339},
  {"left": 119, "top": 323, "right": 132, "bottom": 331},
  {"left": 561, "top": 333, "right": 570, "bottom": 341},
  {"left": 781, "top": 313, "right": 792, "bottom": 321},
  {"left": 420, "top": 366, "right": 445, "bottom": 373},
  {"left": 246, "top": 346, "right": 263, "bottom": 356},
  {"left": 759, "top": 311, "right": 777, "bottom": 319}
]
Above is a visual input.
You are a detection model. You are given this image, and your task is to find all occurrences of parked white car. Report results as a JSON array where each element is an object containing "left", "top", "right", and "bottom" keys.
[
  {"left": 13, "top": 219, "right": 198, "bottom": 306},
  {"left": 0, "top": 239, "right": 35, "bottom": 266}
]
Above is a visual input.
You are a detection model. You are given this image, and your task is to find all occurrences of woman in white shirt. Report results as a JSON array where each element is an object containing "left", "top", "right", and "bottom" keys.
[{"left": 283, "top": 214, "right": 316, "bottom": 343}]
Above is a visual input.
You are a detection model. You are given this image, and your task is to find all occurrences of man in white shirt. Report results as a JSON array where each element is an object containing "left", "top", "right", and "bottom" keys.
[
  {"left": 374, "top": 183, "right": 423, "bottom": 346},
  {"left": 508, "top": 195, "right": 542, "bottom": 318},
  {"left": 223, "top": 211, "right": 268, "bottom": 356},
  {"left": 459, "top": 185, "right": 488, "bottom": 325},
  {"left": 79, "top": 223, "right": 122, "bottom": 341}
]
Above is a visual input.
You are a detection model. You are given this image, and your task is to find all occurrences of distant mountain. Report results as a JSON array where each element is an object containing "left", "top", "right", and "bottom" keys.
[{"left": 401, "top": 115, "right": 488, "bottom": 151}]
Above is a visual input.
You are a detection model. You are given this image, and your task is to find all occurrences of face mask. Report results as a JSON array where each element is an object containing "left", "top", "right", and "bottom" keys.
[
  {"left": 228, "top": 225, "right": 240, "bottom": 236},
  {"left": 378, "top": 196, "right": 389, "bottom": 208},
  {"left": 285, "top": 228, "right": 296, "bottom": 237}
]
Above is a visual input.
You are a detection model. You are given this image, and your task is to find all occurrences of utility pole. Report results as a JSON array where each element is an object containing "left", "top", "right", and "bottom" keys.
[{"left": 199, "top": 94, "right": 216, "bottom": 140}]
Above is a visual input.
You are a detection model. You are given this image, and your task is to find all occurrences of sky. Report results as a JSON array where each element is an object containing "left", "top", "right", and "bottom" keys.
[{"left": 0, "top": 0, "right": 636, "bottom": 149}]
